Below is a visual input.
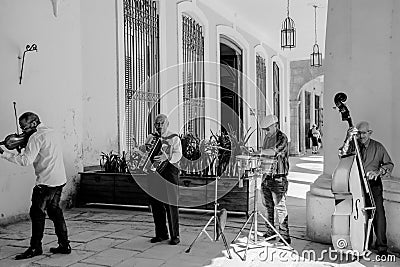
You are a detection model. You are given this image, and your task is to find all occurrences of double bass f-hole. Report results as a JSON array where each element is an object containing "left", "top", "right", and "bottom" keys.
[{"left": 354, "top": 199, "right": 360, "bottom": 220}]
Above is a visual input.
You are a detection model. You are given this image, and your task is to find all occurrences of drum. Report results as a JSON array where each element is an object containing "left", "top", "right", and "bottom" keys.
[
  {"left": 235, "top": 155, "right": 258, "bottom": 171},
  {"left": 235, "top": 155, "right": 260, "bottom": 188},
  {"left": 259, "top": 157, "right": 277, "bottom": 175}
]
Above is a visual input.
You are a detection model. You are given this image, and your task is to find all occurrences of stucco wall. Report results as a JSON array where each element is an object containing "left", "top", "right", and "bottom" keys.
[
  {"left": 307, "top": 0, "right": 400, "bottom": 252},
  {"left": 0, "top": 0, "right": 121, "bottom": 224},
  {"left": 80, "top": 0, "right": 119, "bottom": 166},
  {"left": 0, "top": 0, "right": 83, "bottom": 222}
]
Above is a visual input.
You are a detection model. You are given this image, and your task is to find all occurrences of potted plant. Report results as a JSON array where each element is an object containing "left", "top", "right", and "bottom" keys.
[
  {"left": 99, "top": 151, "right": 129, "bottom": 173},
  {"left": 210, "top": 124, "right": 255, "bottom": 177},
  {"left": 180, "top": 133, "right": 201, "bottom": 175},
  {"left": 78, "top": 150, "right": 149, "bottom": 206}
]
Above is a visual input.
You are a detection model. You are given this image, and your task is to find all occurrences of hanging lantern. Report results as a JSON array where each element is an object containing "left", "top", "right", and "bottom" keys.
[
  {"left": 310, "top": 44, "right": 322, "bottom": 67},
  {"left": 310, "top": 5, "right": 322, "bottom": 67},
  {"left": 281, "top": 0, "right": 296, "bottom": 49}
]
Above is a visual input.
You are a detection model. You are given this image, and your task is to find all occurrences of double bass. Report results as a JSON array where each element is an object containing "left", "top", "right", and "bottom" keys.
[{"left": 331, "top": 92, "right": 376, "bottom": 253}]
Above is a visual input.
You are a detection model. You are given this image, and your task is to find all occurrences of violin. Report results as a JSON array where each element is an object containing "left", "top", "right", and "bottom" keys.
[
  {"left": 0, "top": 102, "right": 36, "bottom": 153},
  {"left": 331, "top": 92, "right": 376, "bottom": 253},
  {"left": 0, "top": 131, "right": 36, "bottom": 152}
]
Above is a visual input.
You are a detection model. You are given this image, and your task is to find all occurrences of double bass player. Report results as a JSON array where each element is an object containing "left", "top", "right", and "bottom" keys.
[{"left": 339, "top": 121, "right": 393, "bottom": 256}]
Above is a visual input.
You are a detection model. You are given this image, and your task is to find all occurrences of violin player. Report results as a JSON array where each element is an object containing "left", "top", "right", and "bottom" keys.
[
  {"left": 0, "top": 112, "right": 71, "bottom": 260},
  {"left": 339, "top": 121, "right": 394, "bottom": 256}
]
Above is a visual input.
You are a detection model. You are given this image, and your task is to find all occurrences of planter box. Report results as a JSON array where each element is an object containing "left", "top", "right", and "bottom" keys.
[
  {"left": 78, "top": 171, "right": 255, "bottom": 215},
  {"left": 78, "top": 171, "right": 148, "bottom": 206}
]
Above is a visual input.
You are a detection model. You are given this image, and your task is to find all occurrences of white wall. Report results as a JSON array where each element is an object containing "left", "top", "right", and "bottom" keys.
[
  {"left": 0, "top": 0, "right": 83, "bottom": 221},
  {"left": 0, "top": 0, "right": 121, "bottom": 223},
  {"left": 323, "top": 0, "right": 397, "bottom": 177},
  {"left": 81, "top": 0, "right": 120, "bottom": 165},
  {"left": 307, "top": 0, "right": 400, "bottom": 251}
]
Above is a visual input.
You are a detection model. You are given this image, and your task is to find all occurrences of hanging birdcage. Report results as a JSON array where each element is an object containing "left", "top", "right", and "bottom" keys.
[
  {"left": 310, "top": 43, "right": 322, "bottom": 67},
  {"left": 310, "top": 5, "right": 322, "bottom": 67},
  {"left": 281, "top": 0, "right": 296, "bottom": 49}
]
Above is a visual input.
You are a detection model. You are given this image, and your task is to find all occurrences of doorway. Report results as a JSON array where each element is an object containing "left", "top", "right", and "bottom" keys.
[{"left": 219, "top": 38, "right": 243, "bottom": 137}]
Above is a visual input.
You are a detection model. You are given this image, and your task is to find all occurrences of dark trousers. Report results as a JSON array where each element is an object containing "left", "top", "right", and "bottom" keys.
[
  {"left": 148, "top": 162, "right": 179, "bottom": 238},
  {"left": 368, "top": 184, "right": 387, "bottom": 252},
  {"left": 30, "top": 184, "right": 69, "bottom": 249},
  {"left": 261, "top": 175, "right": 290, "bottom": 239}
]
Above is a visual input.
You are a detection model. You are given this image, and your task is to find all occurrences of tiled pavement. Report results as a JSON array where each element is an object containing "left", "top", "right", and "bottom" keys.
[{"left": 1, "top": 152, "right": 399, "bottom": 266}]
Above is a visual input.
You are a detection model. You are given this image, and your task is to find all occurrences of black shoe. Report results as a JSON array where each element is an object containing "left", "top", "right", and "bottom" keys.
[
  {"left": 280, "top": 237, "right": 292, "bottom": 245},
  {"left": 15, "top": 247, "right": 43, "bottom": 260},
  {"left": 150, "top": 236, "right": 169, "bottom": 243},
  {"left": 377, "top": 250, "right": 388, "bottom": 257},
  {"left": 50, "top": 244, "right": 71, "bottom": 254},
  {"left": 169, "top": 237, "right": 180, "bottom": 245}
]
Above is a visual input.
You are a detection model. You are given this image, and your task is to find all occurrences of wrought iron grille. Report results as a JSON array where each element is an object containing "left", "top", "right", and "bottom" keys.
[
  {"left": 124, "top": 0, "right": 160, "bottom": 152},
  {"left": 182, "top": 15, "right": 205, "bottom": 139},
  {"left": 256, "top": 54, "right": 267, "bottom": 148},
  {"left": 273, "top": 62, "right": 280, "bottom": 126}
]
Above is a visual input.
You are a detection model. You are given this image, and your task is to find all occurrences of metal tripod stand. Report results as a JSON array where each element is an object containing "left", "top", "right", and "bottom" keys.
[
  {"left": 231, "top": 172, "right": 293, "bottom": 261},
  {"left": 185, "top": 175, "right": 232, "bottom": 259}
]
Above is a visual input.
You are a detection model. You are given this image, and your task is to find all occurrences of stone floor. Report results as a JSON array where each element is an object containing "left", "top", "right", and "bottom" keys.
[{"left": 0, "top": 152, "right": 399, "bottom": 266}]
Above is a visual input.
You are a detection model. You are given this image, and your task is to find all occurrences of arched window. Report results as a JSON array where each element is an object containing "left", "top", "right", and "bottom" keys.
[
  {"left": 182, "top": 14, "right": 205, "bottom": 139},
  {"left": 256, "top": 54, "right": 267, "bottom": 148},
  {"left": 273, "top": 62, "right": 280, "bottom": 127},
  {"left": 219, "top": 36, "right": 243, "bottom": 137}
]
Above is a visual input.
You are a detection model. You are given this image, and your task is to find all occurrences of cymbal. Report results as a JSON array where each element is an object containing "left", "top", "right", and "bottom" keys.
[
  {"left": 207, "top": 145, "right": 231, "bottom": 152},
  {"left": 250, "top": 152, "right": 274, "bottom": 158},
  {"left": 235, "top": 155, "right": 253, "bottom": 160}
]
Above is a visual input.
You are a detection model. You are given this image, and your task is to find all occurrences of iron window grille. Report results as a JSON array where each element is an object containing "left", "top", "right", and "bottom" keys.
[
  {"left": 273, "top": 62, "right": 281, "bottom": 127},
  {"left": 256, "top": 54, "right": 267, "bottom": 148},
  {"left": 124, "top": 0, "right": 160, "bottom": 152},
  {"left": 182, "top": 15, "right": 205, "bottom": 139}
]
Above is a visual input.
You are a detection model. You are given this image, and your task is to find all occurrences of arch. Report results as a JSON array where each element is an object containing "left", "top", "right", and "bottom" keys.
[
  {"left": 216, "top": 25, "right": 250, "bottom": 131},
  {"left": 270, "top": 56, "right": 285, "bottom": 123},
  {"left": 177, "top": 1, "right": 210, "bottom": 137},
  {"left": 297, "top": 74, "right": 324, "bottom": 153},
  {"left": 297, "top": 75, "right": 324, "bottom": 100},
  {"left": 177, "top": 1, "right": 210, "bottom": 64}
]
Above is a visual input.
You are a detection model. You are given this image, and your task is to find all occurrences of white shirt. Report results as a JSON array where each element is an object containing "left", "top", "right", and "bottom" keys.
[
  {"left": 1, "top": 124, "right": 67, "bottom": 186},
  {"left": 145, "top": 130, "right": 182, "bottom": 164}
]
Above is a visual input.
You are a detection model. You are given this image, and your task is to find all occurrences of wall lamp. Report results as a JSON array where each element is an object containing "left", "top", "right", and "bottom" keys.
[{"left": 18, "top": 44, "right": 38, "bottom": 84}]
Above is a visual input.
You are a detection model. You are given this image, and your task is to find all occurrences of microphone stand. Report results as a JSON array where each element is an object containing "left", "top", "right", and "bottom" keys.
[{"left": 185, "top": 174, "right": 232, "bottom": 259}]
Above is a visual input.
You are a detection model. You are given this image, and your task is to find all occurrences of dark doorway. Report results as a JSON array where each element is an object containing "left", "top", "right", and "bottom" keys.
[
  {"left": 220, "top": 39, "right": 243, "bottom": 137},
  {"left": 305, "top": 91, "right": 312, "bottom": 149}
]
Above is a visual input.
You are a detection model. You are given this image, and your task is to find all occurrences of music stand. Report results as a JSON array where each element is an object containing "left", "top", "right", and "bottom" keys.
[
  {"left": 185, "top": 175, "right": 233, "bottom": 259},
  {"left": 231, "top": 163, "right": 293, "bottom": 261}
]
